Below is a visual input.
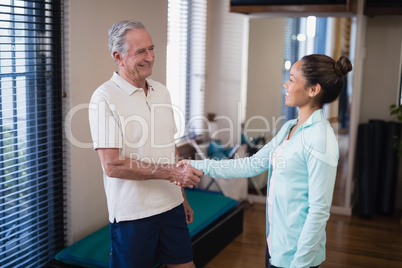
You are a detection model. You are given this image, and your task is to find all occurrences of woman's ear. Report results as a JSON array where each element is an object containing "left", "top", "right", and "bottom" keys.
[{"left": 309, "top": 83, "right": 321, "bottom": 97}]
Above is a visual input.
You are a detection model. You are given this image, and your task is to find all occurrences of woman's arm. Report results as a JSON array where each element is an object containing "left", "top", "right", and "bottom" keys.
[
  {"left": 187, "top": 138, "right": 277, "bottom": 179},
  {"left": 176, "top": 120, "right": 293, "bottom": 183}
]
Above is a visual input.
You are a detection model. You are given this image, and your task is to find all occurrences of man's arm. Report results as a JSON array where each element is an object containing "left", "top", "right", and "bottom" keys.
[{"left": 97, "top": 148, "right": 202, "bottom": 188}]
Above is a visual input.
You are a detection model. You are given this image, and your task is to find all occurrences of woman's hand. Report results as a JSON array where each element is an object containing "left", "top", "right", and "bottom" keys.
[
  {"left": 174, "top": 160, "right": 202, "bottom": 187},
  {"left": 176, "top": 159, "right": 191, "bottom": 168}
]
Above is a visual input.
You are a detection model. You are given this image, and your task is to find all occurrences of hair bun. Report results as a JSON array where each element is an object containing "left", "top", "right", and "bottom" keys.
[{"left": 335, "top": 56, "right": 353, "bottom": 77}]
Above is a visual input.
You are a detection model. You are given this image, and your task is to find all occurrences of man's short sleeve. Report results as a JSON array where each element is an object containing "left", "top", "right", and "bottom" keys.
[{"left": 88, "top": 93, "right": 122, "bottom": 150}]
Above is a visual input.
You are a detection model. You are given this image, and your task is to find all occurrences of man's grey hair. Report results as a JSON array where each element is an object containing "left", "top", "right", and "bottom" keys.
[{"left": 108, "top": 20, "right": 146, "bottom": 57}]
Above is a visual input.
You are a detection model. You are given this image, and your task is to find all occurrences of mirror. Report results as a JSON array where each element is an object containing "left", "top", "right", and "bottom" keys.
[{"left": 243, "top": 16, "right": 356, "bottom": 208}]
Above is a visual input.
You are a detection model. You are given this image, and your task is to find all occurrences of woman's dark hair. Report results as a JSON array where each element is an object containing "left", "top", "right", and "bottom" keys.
[{"left": 301, "top": 54, "right": 353, "bottom": 107}]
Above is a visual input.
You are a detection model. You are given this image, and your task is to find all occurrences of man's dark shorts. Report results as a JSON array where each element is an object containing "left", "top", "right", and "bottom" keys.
[{"left": 110, "top": 204, "right": 193, "bottom": 267}]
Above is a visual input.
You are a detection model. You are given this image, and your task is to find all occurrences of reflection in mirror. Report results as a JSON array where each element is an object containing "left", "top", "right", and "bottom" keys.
[
  {"left": 244, "top": 16, "right": 356, "bottom": 209},
  {"left": 399, "top": 44, "right": 402, "bottom": 106}
]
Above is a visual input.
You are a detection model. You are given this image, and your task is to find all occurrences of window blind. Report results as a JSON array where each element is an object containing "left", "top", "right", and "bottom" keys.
[
  {"left": 0, "top": 0, "right": 64, "bottom": 267},
  {"left": 167, "top": 0, "right": 207, "bottom": 139}
]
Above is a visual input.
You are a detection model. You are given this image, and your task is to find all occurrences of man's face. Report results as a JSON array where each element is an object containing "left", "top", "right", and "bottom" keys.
[{"left": 116, "top": 29, "right": 155, "bottom": 86}]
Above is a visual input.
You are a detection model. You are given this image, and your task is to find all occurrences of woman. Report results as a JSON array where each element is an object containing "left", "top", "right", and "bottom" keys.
[{"left": 178, "top": 54, "right": 353, "bottom": 268}]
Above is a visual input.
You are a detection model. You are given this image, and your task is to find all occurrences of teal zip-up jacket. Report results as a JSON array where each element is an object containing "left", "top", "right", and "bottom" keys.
[{"left": 191, "top": 109, "right": 338, "bottom": 268}]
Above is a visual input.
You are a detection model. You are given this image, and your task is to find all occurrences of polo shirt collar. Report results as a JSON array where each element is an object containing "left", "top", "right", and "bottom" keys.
[{"left": 111, "top": 72, "right": 154, "bottom": 95}]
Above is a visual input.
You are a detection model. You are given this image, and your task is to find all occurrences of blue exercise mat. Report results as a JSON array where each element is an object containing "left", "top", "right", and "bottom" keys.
[{"left": 55, "top": 189, "right": 238, "bottom": 267}]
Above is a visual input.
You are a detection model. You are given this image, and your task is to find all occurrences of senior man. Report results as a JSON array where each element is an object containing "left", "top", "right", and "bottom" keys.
[{"left": 89, "top": 20, "right": 202, "bottom": 268}]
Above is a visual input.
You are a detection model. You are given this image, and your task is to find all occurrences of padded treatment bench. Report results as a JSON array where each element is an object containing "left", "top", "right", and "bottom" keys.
[{"left": 49, "top": 189, "right": 244, "bottom": 268}]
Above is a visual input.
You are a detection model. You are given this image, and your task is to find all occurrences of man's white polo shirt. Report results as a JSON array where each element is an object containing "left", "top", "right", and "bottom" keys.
[{"left": 89, "top": 72, "right": 183, "bottom": 223}]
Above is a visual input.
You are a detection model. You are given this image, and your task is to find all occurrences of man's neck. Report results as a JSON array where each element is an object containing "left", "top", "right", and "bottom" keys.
[{"left": 118, "top": 71, "right": 148, "bottom": 95}]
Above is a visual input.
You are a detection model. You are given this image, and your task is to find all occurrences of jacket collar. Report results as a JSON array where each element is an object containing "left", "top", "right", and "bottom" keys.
[
  {"left": 284, "top": 109, "right": 325, "bottom": 136},
  {"left": 303, "top": 109, "right": 324, "bottom": 127}
]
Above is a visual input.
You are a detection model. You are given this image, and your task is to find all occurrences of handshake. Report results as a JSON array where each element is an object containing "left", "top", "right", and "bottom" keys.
[{"left": 168, "top": 160, "right": 203, "bottom": 188}]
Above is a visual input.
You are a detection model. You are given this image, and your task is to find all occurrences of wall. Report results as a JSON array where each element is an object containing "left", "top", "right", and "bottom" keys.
[
  {"left": 360, "top": 16, "right": 402, "bottom": 122},
  {"left": 65, "top": 0, "right": 168, "bottom": 243},
  {"left": 359, "top": 16, "right": 402, "bottom": 209}
]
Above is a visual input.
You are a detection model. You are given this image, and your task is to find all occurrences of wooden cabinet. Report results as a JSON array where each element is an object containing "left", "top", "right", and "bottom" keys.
[
  {"left": 229, "top": 0, "right": 357, "bottom": 14},
  {"left": 364, "top": 0, "right": 402, "bottom": 16}
]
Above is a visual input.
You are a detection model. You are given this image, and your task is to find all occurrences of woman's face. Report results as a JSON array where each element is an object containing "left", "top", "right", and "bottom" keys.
[{"left": 283, "top": 60, "right": 313, "bottom": 108}]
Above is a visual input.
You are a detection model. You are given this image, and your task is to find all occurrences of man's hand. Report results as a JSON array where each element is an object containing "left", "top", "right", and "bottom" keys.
[{"left": 182, "top": 199, "right": 194, "bottom": 224}]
